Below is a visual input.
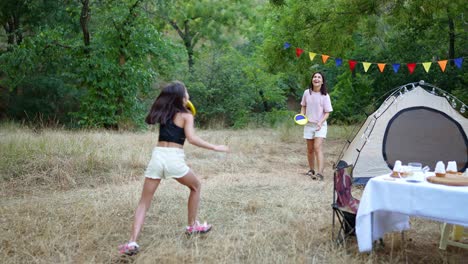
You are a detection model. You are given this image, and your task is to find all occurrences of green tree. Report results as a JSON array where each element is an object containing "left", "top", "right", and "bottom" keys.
[
  {"left": 72, "top": 0, "right": 180, "bottom": 128},
  {"left": 152, "top": 0, "right": 252, "bottom": 71}
]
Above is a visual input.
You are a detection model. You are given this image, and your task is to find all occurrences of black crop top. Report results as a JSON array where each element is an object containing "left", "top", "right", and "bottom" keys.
[{"left": 159, "top": 119, "right": 186, "bottom": 145}]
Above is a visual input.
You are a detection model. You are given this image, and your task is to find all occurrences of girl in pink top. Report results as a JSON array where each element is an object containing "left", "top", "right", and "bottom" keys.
[{"left": 300, "top": 72, "right": 333, "bottom": 180}]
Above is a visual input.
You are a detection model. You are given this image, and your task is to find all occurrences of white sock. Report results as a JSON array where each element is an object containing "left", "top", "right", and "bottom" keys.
[{"left": 128, "top": 241, "right": 139, "bottom": 248}]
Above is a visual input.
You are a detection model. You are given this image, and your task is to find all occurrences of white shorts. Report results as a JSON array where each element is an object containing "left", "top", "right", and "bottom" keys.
[
  {"left": 303, "top": 122, "right": 328, "bottom": 139},
  {"left": 144, "top": 147, "right": 190, "bottom": 179}
]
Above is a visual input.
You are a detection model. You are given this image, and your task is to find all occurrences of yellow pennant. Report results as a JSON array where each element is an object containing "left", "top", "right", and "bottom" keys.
[
  {"left": 362, "top": 62, "right": 372, "bottom": 72},
  {"left": 377, "top": 63, "right": 386, "bottom": 72},
  {"left": 309, "top": 52, "right": 317, "bottom": 61},
  {"left": 321, "top": 54, "right": 330, "bottom": 63},
  {"left": 438, "top": 60, "right": 448, "bottom": 72},
  {"left": 422, "top": 62, "right": 432, "bottom": 73}
]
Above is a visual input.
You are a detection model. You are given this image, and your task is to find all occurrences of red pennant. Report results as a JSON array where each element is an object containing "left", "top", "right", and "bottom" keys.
[
  {"left": 295, "top": 48, "right": 304, "bottom": 58},
  {"left": 349, "top": 60, "right": 357, "bottom": 71},
  {"left": 407, "top": 63, "right": 416, "bottom": 74}
]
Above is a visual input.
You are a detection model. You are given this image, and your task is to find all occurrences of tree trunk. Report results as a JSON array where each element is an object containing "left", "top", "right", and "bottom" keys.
[
  {"left": 3, "top": 20, "right": 15, "bottom": 45},
  {"left": 184, "top": 20, "right": 194, "bottom": 71},
  {"left": 259, "top": 90, "right": 269, "bottom": 111},
  {"left": 187, "top": 43, "right": 194, "bottom": 71},
  {"left": 13, "top": 13, "right": 22, "bottom": 45},
  {"left": 447, "top": 12, "right": 455, "bottom": 66},
  {"left": 119, "top": 54, "right": 126, "bottom": 65},
  {"left": 4, "top": 14, "right": 20, "bottom": 47},
  {"left": 169, "top": 19, "right": 195, "bottom": 71},
  {"left": 80, "top": 0, "right": 91, "bottom": 50}
]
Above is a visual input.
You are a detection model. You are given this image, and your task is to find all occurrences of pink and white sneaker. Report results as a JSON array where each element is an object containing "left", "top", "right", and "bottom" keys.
[
  {"left": 185, "top": 221, "right": 212, "bottom": 235},
  {"left": 118, "top": 241, "right": 139, "bottom": 256}
]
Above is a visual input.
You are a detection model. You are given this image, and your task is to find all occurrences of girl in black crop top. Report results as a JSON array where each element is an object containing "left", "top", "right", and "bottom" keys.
[
  {"left": 158, "top": 119, "right": 186, "bottom": 145},
  {"left": 118, "top": 81, "right": 229, "bottom": 255}
]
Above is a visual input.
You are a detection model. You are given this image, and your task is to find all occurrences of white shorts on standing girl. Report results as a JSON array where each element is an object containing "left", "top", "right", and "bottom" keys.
[{"left": 303, "top": 122, "right": 328, "bottom": 139}]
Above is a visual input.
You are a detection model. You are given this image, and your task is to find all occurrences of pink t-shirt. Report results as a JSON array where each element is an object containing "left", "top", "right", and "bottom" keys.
[{"left": 300, "top": 89, "right": 333, "bottom": 123}]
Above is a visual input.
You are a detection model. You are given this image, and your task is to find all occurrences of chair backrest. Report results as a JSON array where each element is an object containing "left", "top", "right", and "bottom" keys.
[{"left": 334, "top": 164, "right": 360, "bottom": 214}]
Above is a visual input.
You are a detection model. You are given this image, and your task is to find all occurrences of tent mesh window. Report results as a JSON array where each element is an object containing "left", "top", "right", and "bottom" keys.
[{"left": 383, "top": 107, "right": 468, "bottom": 172}]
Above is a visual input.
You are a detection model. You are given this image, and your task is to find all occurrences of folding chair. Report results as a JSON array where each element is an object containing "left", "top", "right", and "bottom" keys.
[
  {"left": 331, "top": 161, "right": 360, "bottom": 244},
  {"left": 439, "top": 224, "right": 468, "bottom": 250}
]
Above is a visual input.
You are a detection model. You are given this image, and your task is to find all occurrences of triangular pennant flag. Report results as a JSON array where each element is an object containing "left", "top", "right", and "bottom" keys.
[
  {"left": 392, "top": 63, "right": 400, "bottom": 73},
  {"left": 295, "top": 48, "right": 304, "bottom": 58},
  {"left": 309, "top": 52, "right": 317, "bottom": 61},
  {"left": 407, "top": 63, "right": 416, "bottom": 74},
  {"left": 377, "top": 63, "right": 386, "bottom": 73},
  {"left": 362, "top": 62, "right": 372, "bottom": 72},
  {"left": 422, "top": 62, "right": 432, "bottom": 73},
  {"left": 284, "top": 42, "right": 291, "bottom": 49},
  {"left": 454, "top": 57, "right": 463, "bottom": 69},
  {"left": 438, "top": 60, "right": 448, "bottom": 72},
  {"left": 349, "top": 60, "right": 357, "bottom": 71},
  {"left": 321, "top": 54, "right": 330, "bottom": 64},
  {"left": 335, "top": 58, "right": 342, "bottom": 67}
]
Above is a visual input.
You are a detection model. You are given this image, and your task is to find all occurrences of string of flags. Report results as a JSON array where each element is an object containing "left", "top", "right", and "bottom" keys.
[{"left": 284, "top": 42, "right": 465, "bottom": 74}]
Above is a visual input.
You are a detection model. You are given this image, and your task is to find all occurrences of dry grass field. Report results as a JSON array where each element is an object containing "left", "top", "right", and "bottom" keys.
[{"left": 1, "top": 122, "right": 467, "bottom": 263}]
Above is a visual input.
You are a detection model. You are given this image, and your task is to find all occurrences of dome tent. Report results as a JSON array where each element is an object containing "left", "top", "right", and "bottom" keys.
[{"left": 337, "top": 81, "right": 468, "bottom": 185}]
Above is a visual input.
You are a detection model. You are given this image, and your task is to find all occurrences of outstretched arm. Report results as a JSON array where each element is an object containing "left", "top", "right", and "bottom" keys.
[{"left": 183, "top": 113, "right": 229, "bottom": 152}]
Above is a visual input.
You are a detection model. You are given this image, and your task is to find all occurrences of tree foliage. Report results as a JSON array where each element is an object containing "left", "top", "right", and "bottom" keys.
[
  {"left": 0, "top": 0, "right": 466, "bottom": 127},
  {"left": 261, "top": 0, "right": 467, "bottom": 123},
  {"left": 152, "top": 0, "right": 253, "bottom": 71}
]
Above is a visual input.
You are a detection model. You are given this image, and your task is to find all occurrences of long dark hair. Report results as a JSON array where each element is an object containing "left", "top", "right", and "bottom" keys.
[
  {"left": 145, "top": 81, "right": 189, "bottom": 125},
  {"left": 309, "top": 71, "right": 328, "bottom": 95}
]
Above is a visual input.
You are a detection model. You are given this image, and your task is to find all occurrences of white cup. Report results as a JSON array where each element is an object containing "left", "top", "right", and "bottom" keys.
[
  {"left": 447, "top": 161, "right": 457, "bottom": 173},
  {"left": 393, "top": 160, "right": 402, "bottom": 172},
  {"left": 408, "top": 162, "right": 422, "bottom": 172},
  {"left": 435, "top": 161, "right": 446, "bottom": 177}
]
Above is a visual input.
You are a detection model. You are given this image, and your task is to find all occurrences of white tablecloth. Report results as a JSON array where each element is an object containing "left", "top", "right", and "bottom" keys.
[{"left": 356, "top": 173, "right": 468, "bottom": 252}]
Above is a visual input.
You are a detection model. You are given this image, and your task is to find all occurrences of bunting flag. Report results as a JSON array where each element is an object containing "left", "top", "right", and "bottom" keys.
[
  {"left": 335, "top": 58, "right": 342, "bottom": 67},
  {"left": 407, "top": 63, "right": 416, "bottom": 74},
  {"left": 362, "top": 62, "right": 372, "bottom": 72},
  {"left": 309, "top": 52, "right": 317, "bottom": 61},
  {"left": 284, "top": 42, "right": 465, "bottom": 74},
  {"left": 422, "top": 62, "right": 432, "bottom": 73},
  {"left": 349, "top": 60, "right": 357, "bottom": 71},
  {"left": 454, "top": 58, "right": 463, "bottom": 69},
  {"left": 322, "top": 54, "right": 330, "bottom": 64},
  {"left": 438, "top": 60, "right": 448, "bottom": 72},
  {"left": 296, "top": 48, "right": 304, "bottom": 58},
  {"left": 377, "top": 63, "right": 386, "bottom": 73}
]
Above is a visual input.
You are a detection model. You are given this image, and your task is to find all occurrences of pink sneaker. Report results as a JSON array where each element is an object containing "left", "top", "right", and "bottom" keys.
[
  {"left": 118, "top": 241, "right": 139, "bottom": 256},
  {"left": 185, "top": 221, "right": 212, "bottom": 235}
]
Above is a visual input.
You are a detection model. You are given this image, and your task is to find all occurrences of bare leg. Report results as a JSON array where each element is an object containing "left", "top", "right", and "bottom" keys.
[
  {"left": 129, "top": 178, "right": 161, "bottom": 242},
  {"left": 306, "top": 139, "right": 315, "bottom": 172},
  {"left": 175, "top": 170, "right": 201, "bottom": 226},
  {"left": 314, "top": 137, "right": 325, "bottom": 174}
]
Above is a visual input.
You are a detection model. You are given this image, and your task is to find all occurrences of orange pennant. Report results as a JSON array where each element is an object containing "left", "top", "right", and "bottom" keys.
[
  {"left": 438, "top": 60, "right": 448, "bottom": 72},
  {"left": 321, "top": 54, "right": 330, "bottom": 64},
  {"left": 377, "top": 63, "right": 386, "bottom": 73}
]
